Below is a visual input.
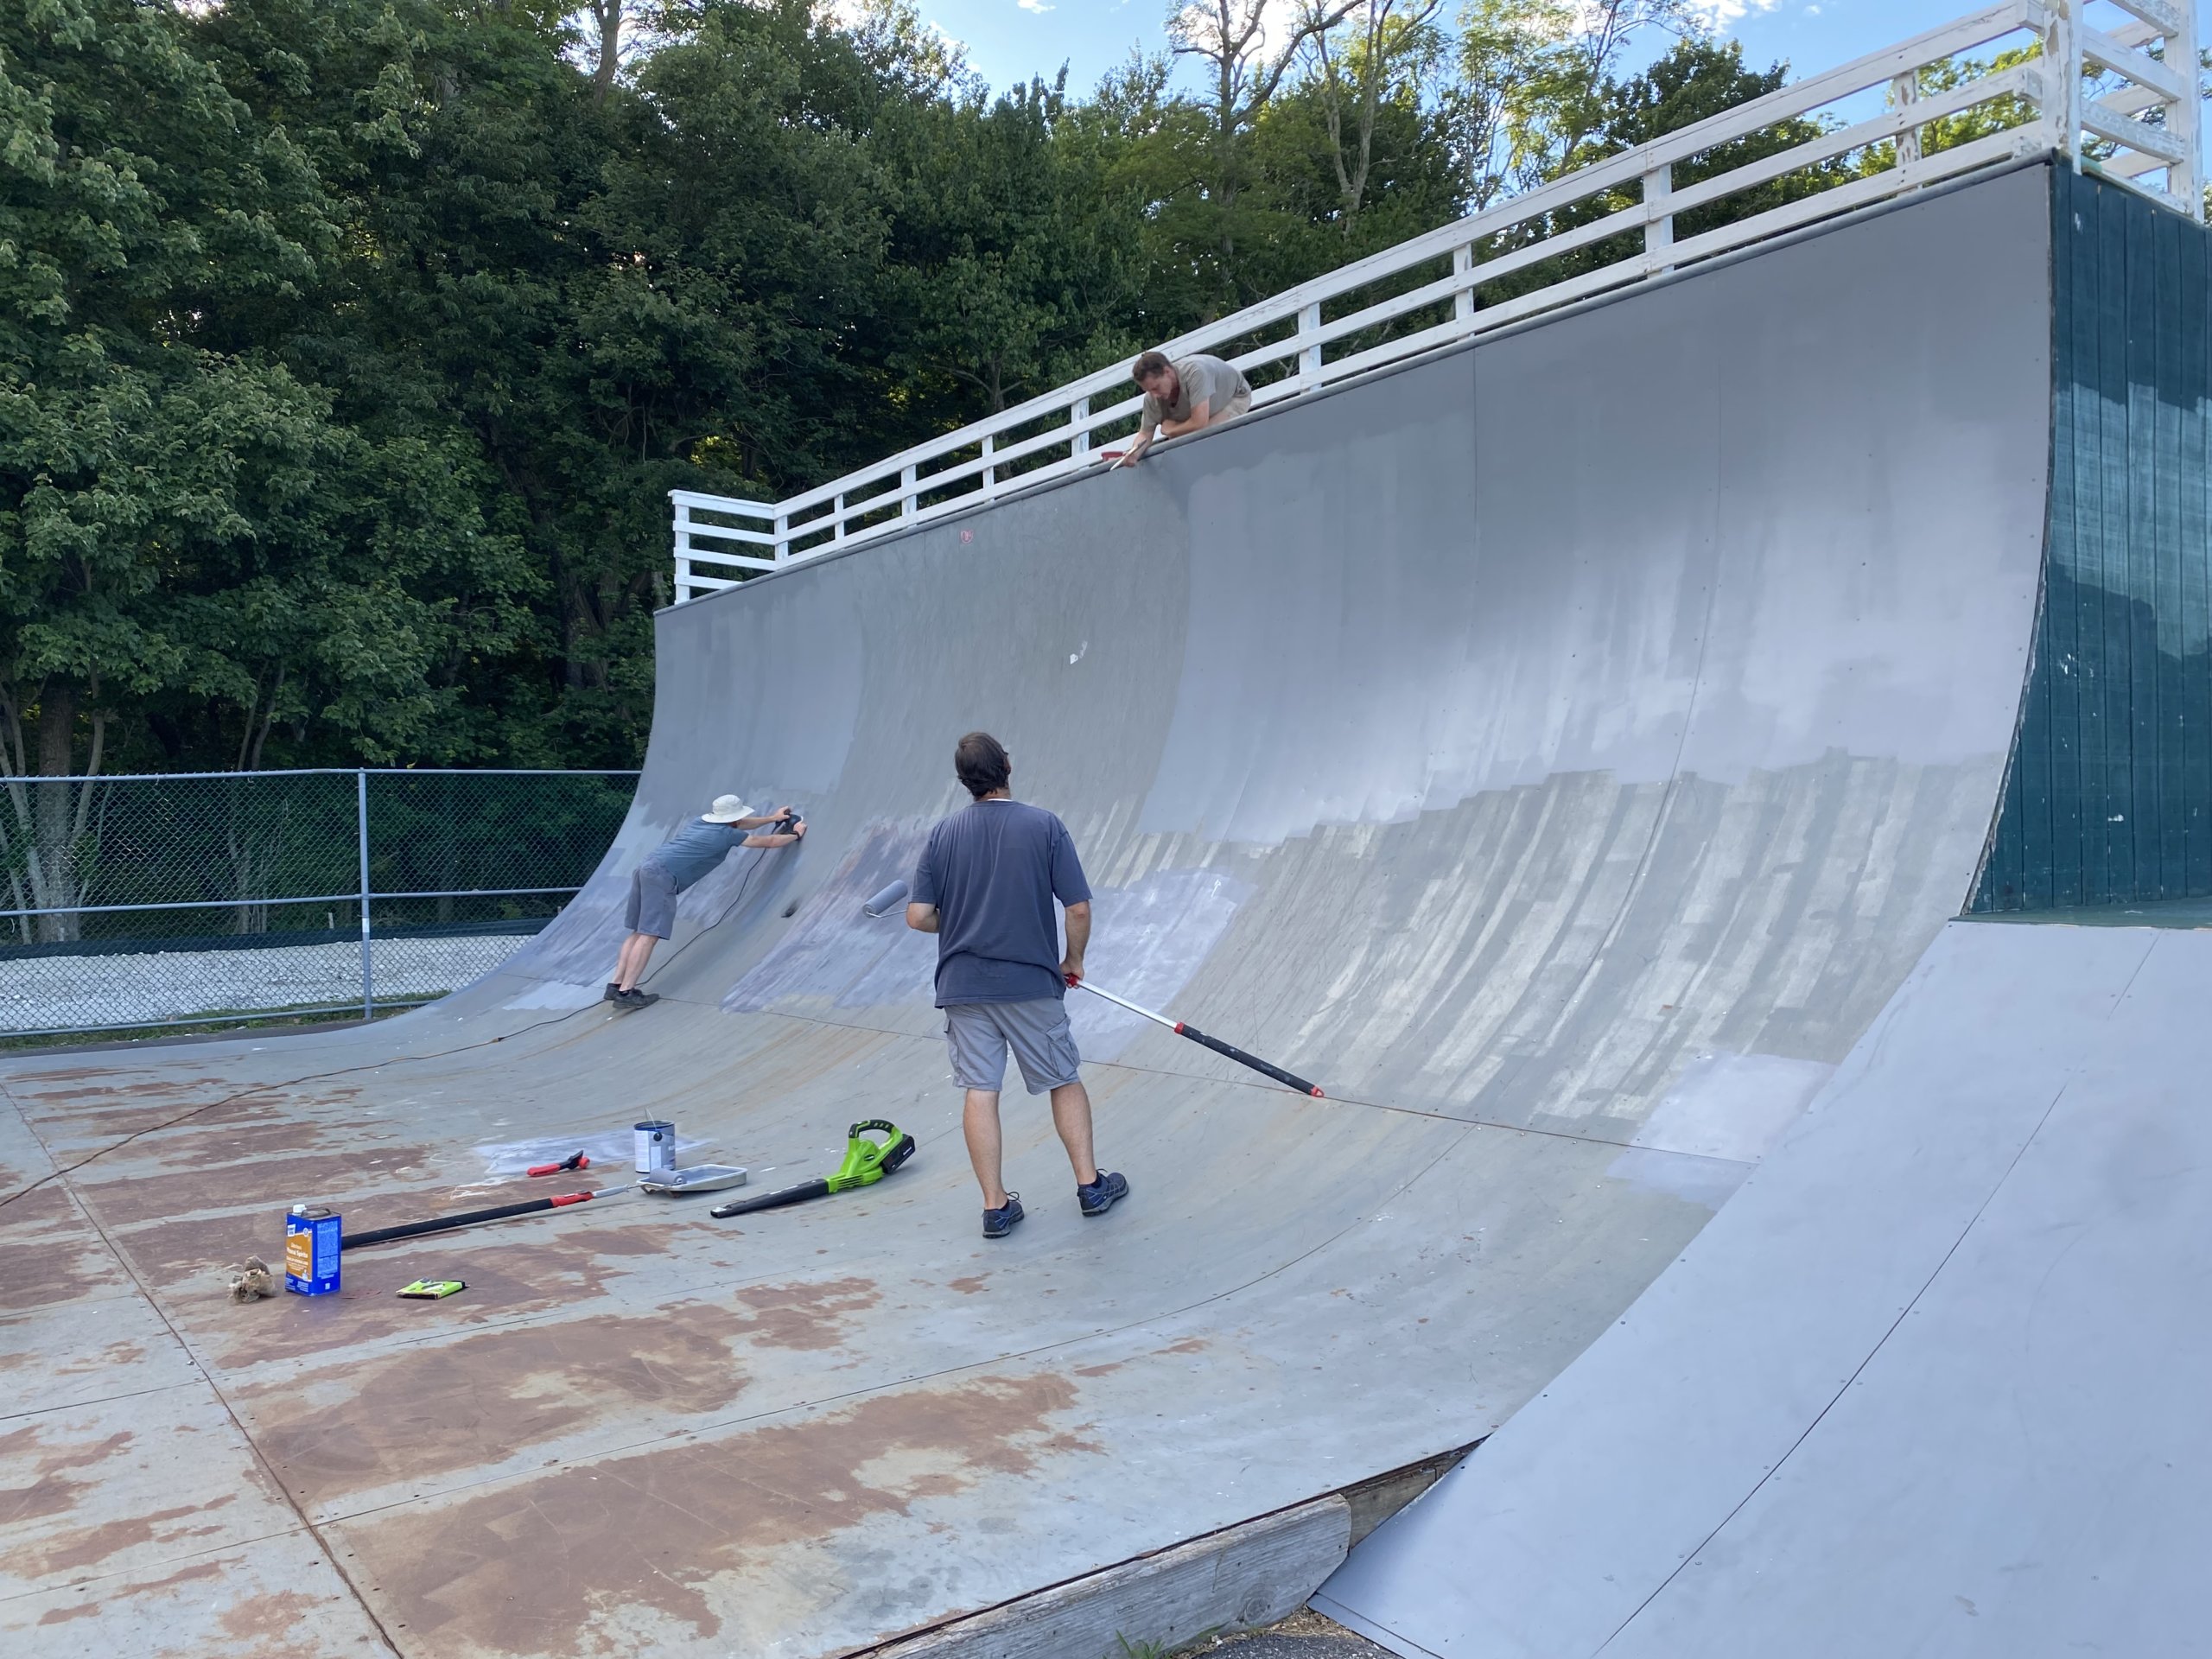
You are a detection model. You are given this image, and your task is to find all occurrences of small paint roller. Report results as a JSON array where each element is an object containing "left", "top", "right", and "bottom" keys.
[{"left": 862, "top": 880, "right": 910, "bottom": 918}]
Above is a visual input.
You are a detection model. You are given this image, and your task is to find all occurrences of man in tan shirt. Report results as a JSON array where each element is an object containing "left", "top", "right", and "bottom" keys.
[{"left": 1116, "top": 350, "right": 1252, "bottom": 467}]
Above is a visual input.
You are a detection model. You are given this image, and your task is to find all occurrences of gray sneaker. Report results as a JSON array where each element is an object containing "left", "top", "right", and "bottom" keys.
[
  {"left": 612, "top": 988, "right": 659, "bottom": 1011},
  {"left": 1077, "top": 1170, "right": 1128, "bottom": 1217}
]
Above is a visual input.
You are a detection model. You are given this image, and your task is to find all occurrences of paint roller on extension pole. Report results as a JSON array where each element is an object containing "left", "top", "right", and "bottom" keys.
[
  {"left": 858, "top": 879, "right": 1323, "bottom": 1098},
  {"left": 1069, "top": 977, "right": 1325, "bottom": 1098},
  {"left": 343, "top": 1190, "right": 599, "bottom": 1249}
]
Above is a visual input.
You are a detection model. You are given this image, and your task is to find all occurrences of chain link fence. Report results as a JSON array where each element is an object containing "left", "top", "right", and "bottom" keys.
[{"left": 0, "top": 769, "right": 637, "bottom": 1042}]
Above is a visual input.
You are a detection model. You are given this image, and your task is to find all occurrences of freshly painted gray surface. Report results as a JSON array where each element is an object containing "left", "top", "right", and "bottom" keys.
[
  {"left": 1319, "top": 918, "right": 2212, "bottom": 1659},
  {"left": 0, "top": 168, "right": 2051, "bottom": 1659}
]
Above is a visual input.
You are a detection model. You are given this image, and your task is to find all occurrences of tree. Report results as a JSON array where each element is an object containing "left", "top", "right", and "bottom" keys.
[
  {"left": 0, "top": 0, "right": 332, "bottom": 931},
  {"left": 1301, "top": 0, "right": 1448, "bottom": 236},
  {"left": 1167, "top": 0, "right": 1358, "bottom": 295},
  {"left": 1446, "top": 0, "right": 1696, "bottom": 206}
]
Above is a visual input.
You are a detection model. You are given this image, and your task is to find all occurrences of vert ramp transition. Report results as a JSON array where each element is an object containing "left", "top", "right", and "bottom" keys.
[{"left": 0, "top": 166, "right": 2046, "bottom": 1659}]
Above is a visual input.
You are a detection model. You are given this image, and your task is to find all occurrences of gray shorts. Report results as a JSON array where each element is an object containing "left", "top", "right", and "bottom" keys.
[
  {"left": 944, "top": 999, "right": 1082, "bottom": 1095},
  {"left": 624, "top": 862, "right": 678, "bottom": 938}
]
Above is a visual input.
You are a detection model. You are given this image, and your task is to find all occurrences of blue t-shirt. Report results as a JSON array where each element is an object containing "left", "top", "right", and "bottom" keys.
[
  {"left": 644, "top": 819, "right": 748, "bottom": 892},
  {"left": 912, "top": 799, "right": 1091, "bottom": 1006}
]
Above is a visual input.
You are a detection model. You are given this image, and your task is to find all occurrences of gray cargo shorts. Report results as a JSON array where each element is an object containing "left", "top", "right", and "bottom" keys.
[
  {"left": 944, "top": 999, "right": 1082, "bottom": 1095},
  {"left": 624, "top": 861, "right": 679, "bottom": 938}
]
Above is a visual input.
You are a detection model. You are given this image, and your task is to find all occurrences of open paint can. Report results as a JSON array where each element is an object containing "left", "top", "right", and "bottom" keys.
[{"left": 633, "top": 1120, "right": 676, "bottom": 1173}]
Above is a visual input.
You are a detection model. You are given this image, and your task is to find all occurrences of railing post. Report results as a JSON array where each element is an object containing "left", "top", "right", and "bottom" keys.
[
  {"left": 356, "top": 768, "right": 372, "bottom": 1020},
  {"left": 1643, "top": 162, "right": 1674, "bottom": 270},
  {"left": 1891, "top": 71, "right": 1922, "bottom": 168},
  {"left": 1452, "top": 245, "right": 1475, "bottom": 324},
  {"left": 982, "top": 433, "right": 996, "bottom": 499},
  {"left": 774, "top": 511, "right": 789, "bottom": 563},
  {"left": 1300, "top": 302, "right": 1323, "bottom": 382},
  {"left": 2044, "top": 0, "right": 2084, "bottom": 168},
  {"left": 901, "top": 463, "right": 917, "bottom": 522},
  {"left": 2173, "top": 0, "right": 2202, "bottom": 213},
  {"left": 671, "top": 496, "right": 691, "bottom": 604},
  {"left": 1071, "top": 397, "right": 1090, "bottom": 461},
  {"left": 833, "top": 492, "right": 847, "bottom": 544}
]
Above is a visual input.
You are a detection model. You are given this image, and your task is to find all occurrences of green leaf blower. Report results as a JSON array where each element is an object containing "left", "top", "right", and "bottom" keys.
[{"left": 709, "top": 1120, "right": 915, "bottom": 1218}]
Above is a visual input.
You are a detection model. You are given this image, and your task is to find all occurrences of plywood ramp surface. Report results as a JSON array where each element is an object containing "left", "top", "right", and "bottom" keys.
[{"left": 0, "top": 166, "right": 2050, "bottom": 1658}]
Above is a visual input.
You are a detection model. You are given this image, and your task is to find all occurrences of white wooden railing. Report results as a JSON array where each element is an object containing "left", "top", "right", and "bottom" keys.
[{"left": 672, "top": 0, "right": 2202, "bottom": 601}]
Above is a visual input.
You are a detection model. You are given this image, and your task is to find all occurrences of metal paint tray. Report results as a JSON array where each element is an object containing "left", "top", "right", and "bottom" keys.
[{"left": 637, "top": 1164, "right": 749, "bottom": 1195}]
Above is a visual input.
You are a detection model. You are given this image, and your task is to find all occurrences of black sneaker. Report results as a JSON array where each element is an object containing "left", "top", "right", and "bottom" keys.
[
  {"left": 612, "top": 988, "right": 659, "bottom": 1011},
  {"left": 1077, "top": 1170, "right": 1128, "bottom": 1217},
  {"left": 982, "top": 1192, "right": 1025, "bottom": 1239},
  {"left": 602, "top": 982, "right": 620, "bottom": 1002}
]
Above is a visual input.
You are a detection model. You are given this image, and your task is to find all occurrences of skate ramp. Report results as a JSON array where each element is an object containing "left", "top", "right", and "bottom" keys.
[
  {"left": 1317, "top": 918, "right": 2212, "bottom": 1659},
  {"left": 0, "top": 166, "right": 2047, "bottom": 1658}
]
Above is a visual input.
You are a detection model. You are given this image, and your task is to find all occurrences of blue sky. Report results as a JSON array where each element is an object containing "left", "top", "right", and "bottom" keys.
[{"left": 918, "top": 0, "right": 1948, "bottom": 101}]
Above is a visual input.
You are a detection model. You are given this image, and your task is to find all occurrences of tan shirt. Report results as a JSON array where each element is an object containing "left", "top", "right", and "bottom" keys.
[{"left": 1140, "top": 354, "right": 1251, "bottom": 430}]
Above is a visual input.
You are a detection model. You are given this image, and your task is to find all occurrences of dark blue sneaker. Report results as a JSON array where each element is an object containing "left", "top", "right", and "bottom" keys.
[
  {"left": 1077, "top": 1170, "right": 1128, "bottom": 1217},
  {"left": 982, "top": 1192, "right": 1025, "bottom": 1239}
]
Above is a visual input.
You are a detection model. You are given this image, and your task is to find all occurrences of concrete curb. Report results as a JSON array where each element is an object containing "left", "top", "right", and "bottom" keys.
[
  {"left": 867, "top": 1496, "right": 1351, "bottom": 1659},
  {"left": 856, "top": 1447, "right": 1474, "bottom": 1659}
]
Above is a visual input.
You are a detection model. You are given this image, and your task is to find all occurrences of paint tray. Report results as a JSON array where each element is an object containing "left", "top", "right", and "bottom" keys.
[{"left": 637, "top": 1164, "right": 748, "bottom": 1196}]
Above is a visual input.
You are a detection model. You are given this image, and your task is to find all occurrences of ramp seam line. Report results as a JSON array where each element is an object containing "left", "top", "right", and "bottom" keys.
[
  {"left": 736, "top": 1002, "right": 1735, "bottom": 1158},
  {"left": 1, "top": 1077, "right": 405, "bottom": 1653},
  {"left": 0, "top": 1000, "right": 620, "bottom": 1210},
  {"left": 1590, "top": 1074, "right": 2083, "bottom": 1656}
]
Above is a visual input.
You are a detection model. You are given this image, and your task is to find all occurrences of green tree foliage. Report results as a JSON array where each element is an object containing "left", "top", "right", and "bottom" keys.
[{"left": 3, "top": 0, "right": 1821, "bottom": 803}]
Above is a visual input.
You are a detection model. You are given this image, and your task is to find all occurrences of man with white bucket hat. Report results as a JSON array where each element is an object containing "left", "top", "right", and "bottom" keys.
[{"left": 605, "top": 793, "right": 804, "bottom": 1009}]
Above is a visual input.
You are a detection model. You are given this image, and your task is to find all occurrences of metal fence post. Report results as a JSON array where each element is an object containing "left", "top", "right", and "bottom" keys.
[{"left": 357, "top": 768, "right": 372, "bottom": 1019}]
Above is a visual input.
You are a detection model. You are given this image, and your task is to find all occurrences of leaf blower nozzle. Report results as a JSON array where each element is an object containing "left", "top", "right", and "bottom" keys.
[{"left": 863, "top": 880, "right": 910, "bottom": 918}]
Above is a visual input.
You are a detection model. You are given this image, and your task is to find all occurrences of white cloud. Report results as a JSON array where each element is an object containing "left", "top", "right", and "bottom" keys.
[
  {"left": 1019, "top": 0, "right": 1056, "bottom": 11},
  {"left": 1681, "top": 0, "right": 1779, "bottom": 28}
]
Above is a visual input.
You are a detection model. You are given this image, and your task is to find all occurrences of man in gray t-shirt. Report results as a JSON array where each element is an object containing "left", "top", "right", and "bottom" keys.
[
  {"left": 907, "top": 731, "right": 1128, "bottom": 1238},
  {"left": 1117, "top": 349, "right": 1252, "bottom": 467},
  {"left": 605, "top": 793, "right": 804, "bottom": 1009}
]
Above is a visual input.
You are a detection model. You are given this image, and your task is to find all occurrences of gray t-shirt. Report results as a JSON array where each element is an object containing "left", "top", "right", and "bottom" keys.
[
  {"left": 643, "top": 817, "right": 749, "bottom": 892},
  {"left": 912, "top": 799, "right": 1091, "bottom": 1007},
  {"left": 1140, "top": 354, "right": 1251, "bottom": 430}
]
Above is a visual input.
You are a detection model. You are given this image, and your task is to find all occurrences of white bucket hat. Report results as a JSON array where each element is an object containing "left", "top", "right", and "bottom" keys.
[{"left": 702, "top": 794, "right": 751, "bottom": 824}]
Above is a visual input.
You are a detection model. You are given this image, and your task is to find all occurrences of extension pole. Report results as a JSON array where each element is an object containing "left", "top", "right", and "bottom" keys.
[
  {"left": 344, "top": 1190, "right": 595, "bottom": 1249},
  {"left": 1072, "top": 980, "right": 1325, "bottom": 1098}
]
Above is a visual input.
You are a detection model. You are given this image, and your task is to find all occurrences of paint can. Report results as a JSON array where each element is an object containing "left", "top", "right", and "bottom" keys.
[
  {"left": 633, "top": 1120, "right": 676, "bottom": 1173},
  {"left": 284, "top": 1204, "right": 341, "bottom": 1295}
]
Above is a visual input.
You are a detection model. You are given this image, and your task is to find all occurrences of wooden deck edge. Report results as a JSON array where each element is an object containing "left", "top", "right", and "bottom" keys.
[{"left": 855, "top": 1443, "right": 1478, "bottom": 1659}]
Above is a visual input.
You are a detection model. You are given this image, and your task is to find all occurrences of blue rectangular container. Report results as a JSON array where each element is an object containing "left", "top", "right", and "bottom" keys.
[{"left": 284, "top": 1204, "right": 341, "bottom": 1295}]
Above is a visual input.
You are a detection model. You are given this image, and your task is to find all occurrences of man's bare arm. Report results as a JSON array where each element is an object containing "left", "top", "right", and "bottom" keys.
[
  {"left": 1060, "top": 899, "right": 1090, "bottom": 982},
  {"left": 906, "top": 901, "right": 940, "bottom": 934},
  {"left": 1156, "top": 398, "right": 1212, "bottom": 438}
]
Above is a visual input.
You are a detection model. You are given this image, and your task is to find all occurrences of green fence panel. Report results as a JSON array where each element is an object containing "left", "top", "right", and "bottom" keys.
[{"left": 1974, "top": 168, "right": 2212, "bottom": 912}]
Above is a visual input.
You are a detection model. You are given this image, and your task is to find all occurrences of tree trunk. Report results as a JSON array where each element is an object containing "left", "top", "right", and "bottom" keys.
[
  {"left": 591, "top": 0, "right": 622, "bottom": 100},
  {"left": 35, "top": 685, "right": 79, "bottom": 944}
]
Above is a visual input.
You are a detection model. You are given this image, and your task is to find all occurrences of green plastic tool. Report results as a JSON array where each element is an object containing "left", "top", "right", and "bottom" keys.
[{"left": 710, "top": 1120, "right": 915, "bottom": 1218}]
